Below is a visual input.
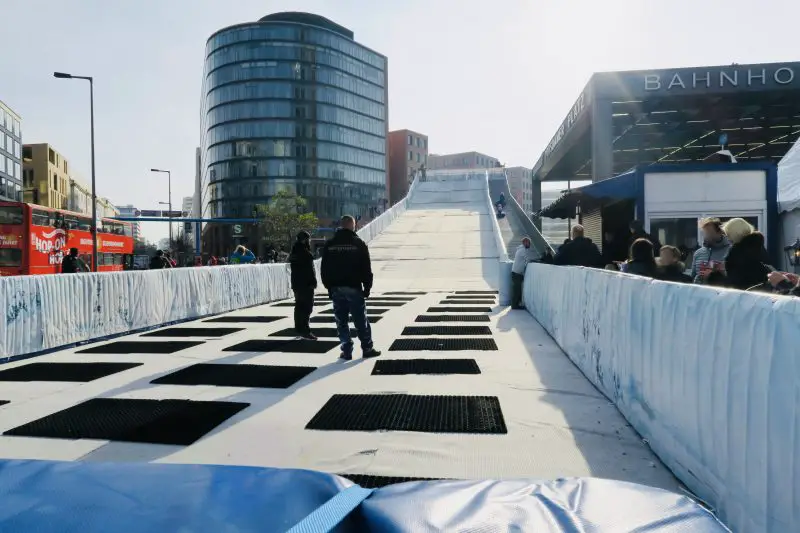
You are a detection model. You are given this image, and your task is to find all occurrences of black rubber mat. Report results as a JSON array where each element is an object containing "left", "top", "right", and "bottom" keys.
[
  {"left": 0, "top": 362, "right": 142, "bottom": 382},
  {"left": 141, "top": 327, "right": 243, "bottom": 338},
  {"left": 4, "top": 397, "right": 249, "bottom": 445},
  {"left": 0, "top": 401, "right": 8, "bottom": 407},
  {"left": 389, "top": 338, "right": 498, "bottom": 351},
  {"left": 427, "top": 306, "right": 492, "bottom": 313},
  {"left": 438, "top": 299, "right": 495, "bottom": 305},
  {"left": 77, "top": 341, "right": 204, "bottom": 354},
  {"left": 363, "top": 297, "right": 414, "bottom": 301},
  {"left": 151, "top": 364, "right": 316, "bottom": 388},
  {"left": 372, "top": 359, "right": 480, "bottom": 375},
  {"left": 455, "top": 291, "right": 498, "bottom": 295},
  {"left": 446, "top": 295, "right": 497, "bottom": 300},
  {"left": 306, "top": 394, "right": 506, "bottom": 434},
  {"left": 205, "top": 316, "right": 284, "bottom": 323},
  {"left": 402, "top": 326, "right": 491, "bottom": 336},
  {"left": 321, "top": 309, "right": 387, "bottom": 315},
  {"left": 310, "top": 315, "right": 383, "bottom": 324},
  {"left": 415, "top": 315, "right": 490, "bottom": 323},
  {"left": 223, "top": 339, "right": 340, "bottom": 353},
  {"left": 339, "top": 474, "right": 447, "bottom": 488},
  {"left": 269, "top": 327, "right": 357, "bottom": 338},
  {"left": 360, "top": 302, "right": 406, "bottom": 307},
  {"left": 383, "top": 291, "right": 426, "bottom": 295}
]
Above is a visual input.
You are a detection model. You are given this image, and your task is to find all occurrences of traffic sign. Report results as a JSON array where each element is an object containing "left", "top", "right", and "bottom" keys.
[
  {"left": 233, "top": 224, "right": 243, "bottom": 236},
  {"left": 164, "top": 211, "right": 183, "bottom": 218},
  {"left": 140, "top": 210, "right": 160, "bottom": 217}
]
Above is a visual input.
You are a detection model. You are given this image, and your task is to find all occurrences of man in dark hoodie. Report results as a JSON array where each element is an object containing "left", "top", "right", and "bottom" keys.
[
  {"left": 629, "top": 220, "right": 661, "bottom": 254},
  {"left": 554, "top": 224, "right": 603, "bottom": 267},
  {"left": 321, "top": 215, "right": 381, "bottom": 361},
  {"left": 289, "top": 231, "right": 317, "bottom": 340}
]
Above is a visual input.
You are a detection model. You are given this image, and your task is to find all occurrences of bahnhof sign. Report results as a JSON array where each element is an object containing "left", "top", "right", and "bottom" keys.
[{"left": 532, "top": 61, "right": 800, "bottom": 187}]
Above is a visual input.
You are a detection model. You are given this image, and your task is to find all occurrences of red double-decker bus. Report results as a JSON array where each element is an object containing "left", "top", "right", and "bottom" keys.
[{"left": 0, "top": 201, "right": 134, "bottom": 276}]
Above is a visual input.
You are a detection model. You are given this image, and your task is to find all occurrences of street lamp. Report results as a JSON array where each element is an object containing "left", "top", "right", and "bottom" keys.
[
  {"left": 54, "top": 71, "right": 97, "bottom": 271},
  {"left": 151, "top": 169, "right": 172, "bottom": 246}
]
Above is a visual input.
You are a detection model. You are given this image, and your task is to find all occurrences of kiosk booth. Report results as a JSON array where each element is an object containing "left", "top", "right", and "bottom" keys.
[{"left": 539, "top": 162, "right": 780, "bottom": 266}]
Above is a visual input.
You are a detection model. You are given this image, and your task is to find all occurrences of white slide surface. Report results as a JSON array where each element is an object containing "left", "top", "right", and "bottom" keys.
[{"left": 0, "top": 175, "right": 679, "bottom": 495}]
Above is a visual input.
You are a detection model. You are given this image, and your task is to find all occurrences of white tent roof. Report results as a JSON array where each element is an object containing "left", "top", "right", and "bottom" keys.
[{"left": 778, "top": 137, "right": 800, "bottom": 213}]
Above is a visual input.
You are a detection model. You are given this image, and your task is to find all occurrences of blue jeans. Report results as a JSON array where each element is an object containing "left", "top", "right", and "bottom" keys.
[{"left": 330, "top": 286, "right": 373, "bottom": 355}]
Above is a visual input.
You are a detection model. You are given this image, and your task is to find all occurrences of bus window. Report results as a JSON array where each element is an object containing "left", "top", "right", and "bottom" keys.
[
  {"left": 64, "top": 215, "right": 78, "bottom": 230},
  {"left": 80, "top": 253, "right": 92, "bottom": 269},
  {"left": 0, "top": 205, "right": 23, "bottom": 225},
  {"left": 114, "top": 254, "right": 124, "bottom": 266},
  {"left": 122, "top": 224, "right": 132, "bottom": 237},
  {"left": 0, "top": 248, "right": 22, "bottom": 267},
  {"left": 77, "top": 217, "right": 91, "bottom": 231},
  {"left": 32, "top": 209, "right": 52, "bottom": 227}
]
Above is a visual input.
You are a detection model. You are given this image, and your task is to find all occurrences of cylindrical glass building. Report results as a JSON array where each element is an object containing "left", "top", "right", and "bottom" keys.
[{"left": 200, "top": 12, "right": 387, "bottom": 252}]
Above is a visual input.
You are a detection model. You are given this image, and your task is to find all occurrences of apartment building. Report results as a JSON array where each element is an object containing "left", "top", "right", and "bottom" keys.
[
  {"left": 506, "top": 166, "right": 533, "bottom": 213},
  {"left": 0, "top": 100, "right": 22, "bottom": 201},
  {"left": 388, "top": 129, "right": 428, "bottom": 205}
]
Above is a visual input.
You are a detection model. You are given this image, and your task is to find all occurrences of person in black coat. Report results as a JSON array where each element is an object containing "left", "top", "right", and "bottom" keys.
[
  {"left": 656, "top": 245, "right": 692, "bottom": 283},
  {"left": 623, "top": 238, "right": 658, "bottom": 278},
  {"left": 707, "top": 231, "right": 772, "bottom": 291},
  {"left": 554, "top": 225, "right": 603, "bottom": 267},
  {"left": 289, "top": 231, "right": 318, "bottom": 340},
  {"left": 61, "top": 248, "right": 88, "bottom": 273},
  {"left": 629, "top": 220, "right": 662, "bottom": 254}
]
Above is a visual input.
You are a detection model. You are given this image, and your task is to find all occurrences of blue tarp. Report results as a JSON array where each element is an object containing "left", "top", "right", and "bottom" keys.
[
  {"left": 539, "top": 169, "right": 639, "bottom": 219},
  {"left": 0, "top": 459, "right": 730, "bottom": 532}
]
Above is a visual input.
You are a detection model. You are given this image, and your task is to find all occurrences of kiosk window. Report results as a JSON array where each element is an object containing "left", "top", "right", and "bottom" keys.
[
  {"left": 0, "top": 205, "right": 23, "bottom": 225},
  {"left": 0, "top": 248, "right": 22, "bottom": 267}
]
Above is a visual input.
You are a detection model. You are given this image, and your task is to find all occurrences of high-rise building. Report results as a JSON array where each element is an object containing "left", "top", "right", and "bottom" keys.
[
  {"left": 427, "top": 151, "right": 500, "bottom": 171},
  {"left": 116, "top": 205, "right": 142, "bottom": 242},
  {"left": 181, "top": 196, "right": 193, "bottom": 214},
  {"left": 506, "top": 167, "right": 532, "bottom": 214},
  {"left": 388, "top": 129, "right": 427, "bottom": 205},
  {"left": 0, "top": 100, "right": 22, "bottom": 201},
  {"left": 199, "top": 11, "right": 388, "bottom": 252}
]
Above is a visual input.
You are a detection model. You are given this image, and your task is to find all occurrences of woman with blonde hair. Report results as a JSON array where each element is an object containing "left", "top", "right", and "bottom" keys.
[{"left": 707, "top": 218, "right": 773, "bottom": 290}]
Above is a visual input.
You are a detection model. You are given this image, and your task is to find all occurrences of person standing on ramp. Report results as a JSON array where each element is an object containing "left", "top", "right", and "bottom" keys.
[
  {"left": 321, "top": 215, "right": 382, "bottom": 361},
  {"left": 289, "top": 231, "right": 318, "bottom": 340}
]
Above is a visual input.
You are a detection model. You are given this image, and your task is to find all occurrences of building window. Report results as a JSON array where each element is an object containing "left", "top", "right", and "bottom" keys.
[
  {"left": 408, "top": 150, "right": 413, "bottom": 161},
  {"left": 407, "top": 134, "right": 412, "bottom": 146},
  {"left": 424, "top": 139, "right": 428, "bottom": 150},
  {"left": 49, "top": 148, "right": 56, "bottom": 164},
  {"left": 416, "top": 152, "right": 420, "bottom": 162},
  {"left": 53, "top": 173, "right": 58, "bottom": 191}
]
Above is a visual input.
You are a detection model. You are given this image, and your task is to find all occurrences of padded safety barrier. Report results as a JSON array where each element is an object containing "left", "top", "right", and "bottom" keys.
[
  {"left": 524, "top": 263, "right": 800, "bottom": 533},
  {"left": 0, "top": 459, "right": 729, "bottom": 532},
  {"left": 0, "top": 263, "right": 291, "bottom": 360}
]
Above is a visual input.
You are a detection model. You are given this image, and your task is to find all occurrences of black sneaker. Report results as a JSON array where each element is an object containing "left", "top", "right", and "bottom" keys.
[
  {"left": 339, "top": 353, "right": 353, "bottom": 361},
  {"left": 363, "top": 348, "right": 381, "bottom": 359},
  {"left": 299, "top": 332, "right": 318, "bottom": 341}
]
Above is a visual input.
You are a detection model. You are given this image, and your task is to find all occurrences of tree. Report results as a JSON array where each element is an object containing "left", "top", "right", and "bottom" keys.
[{"left": 259, "top": 190, "right": 319, "bottom": 251}]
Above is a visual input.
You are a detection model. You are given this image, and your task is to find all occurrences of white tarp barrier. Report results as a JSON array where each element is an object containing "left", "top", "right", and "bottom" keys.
[
  {"left": 523, "top": 263, "right": 800, "bottom": 533},
  {"left": 1, "top": 264, "right": 291, "bottom": 360},
  {"left": 482, "top": 172, "right": 513, "bottom": 304}
]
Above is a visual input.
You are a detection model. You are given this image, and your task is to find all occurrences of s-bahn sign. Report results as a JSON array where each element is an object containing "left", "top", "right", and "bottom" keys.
[{"left": 643, "top": 65, "right": 796, "bottom": 92}]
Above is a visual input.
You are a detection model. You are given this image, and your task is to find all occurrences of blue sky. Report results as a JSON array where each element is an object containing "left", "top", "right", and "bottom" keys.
[{"left": 1, "top": 0, "right": 798, "bottom": 242}]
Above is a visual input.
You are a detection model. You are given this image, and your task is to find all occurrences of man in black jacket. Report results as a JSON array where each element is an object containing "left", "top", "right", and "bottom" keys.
[
  {"left": 553, "top": 225, "right": 603, "bottom": 267},
  {"left": 61, "top": 248, "right": 88, "bottom": 273},
  {"left": 289, "top": 231, "right": 317, "bottom": 340},
  {"left": 321, "top": 215, "right": 381, "bottom": 360}
]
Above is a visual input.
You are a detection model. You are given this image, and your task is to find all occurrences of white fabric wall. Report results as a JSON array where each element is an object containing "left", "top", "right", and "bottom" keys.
[
  {"left": 1, "top": 264, "right": 292, "bottom": 360},
  {"left": 523, "top": 263, "right": 800, "bottom": 533},
  {"left": 483, "top": 172, "right": 513, "bottom": 304}
]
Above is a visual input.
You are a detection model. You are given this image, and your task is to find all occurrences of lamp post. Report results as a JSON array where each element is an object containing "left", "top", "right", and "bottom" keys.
[
  {"left": 53, "top": 71, "right": 97, "bottom": 271},
  {"left": 151, "top": 169, "right": 172, "bottom": 247}
]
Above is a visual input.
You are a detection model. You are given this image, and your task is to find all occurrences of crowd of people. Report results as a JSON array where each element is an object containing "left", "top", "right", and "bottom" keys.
[{"left": 520, "top": 218, "right": 800, "bottom": 299}]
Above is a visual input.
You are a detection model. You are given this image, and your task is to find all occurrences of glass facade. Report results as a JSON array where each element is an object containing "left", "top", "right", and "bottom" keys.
[
  {"left": 0, "top": 101, "right": 22, "bottom": 202},
  {"left": 200, "top": 13, "right": 388, "bottom": 222}
]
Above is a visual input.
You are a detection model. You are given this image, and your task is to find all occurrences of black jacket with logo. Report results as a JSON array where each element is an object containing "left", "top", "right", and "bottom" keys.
[
  {"left": 553, "top": 237, "right": 603, "bottom": 268},
  {"left": 321, "top": 229, "right": 373, "bottom": 293}
]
